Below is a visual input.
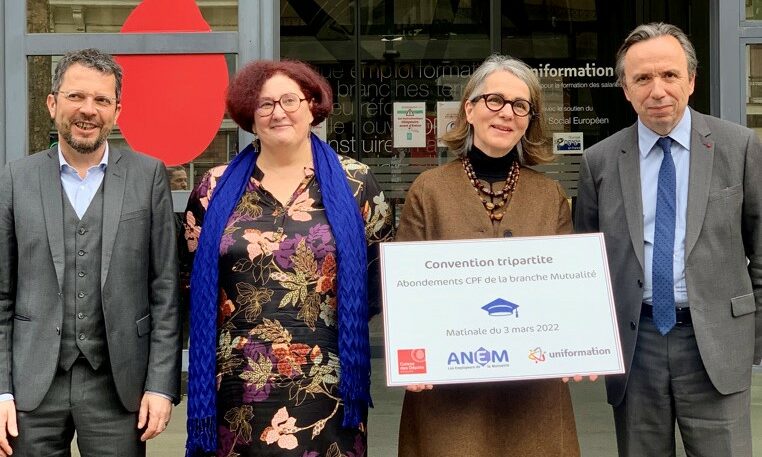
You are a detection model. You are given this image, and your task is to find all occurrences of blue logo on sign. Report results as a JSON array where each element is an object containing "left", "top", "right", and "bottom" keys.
[
  {"left": 447, "top": 347, "right": 510, "bottom": 366},
  {"left": 482, "top": 298, "right": 519, "bottom": 317},
  {"left": 556, "top": 137, "right": 582, "bottom": 151}
]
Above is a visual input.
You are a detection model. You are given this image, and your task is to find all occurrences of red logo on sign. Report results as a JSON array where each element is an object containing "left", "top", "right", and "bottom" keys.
[{"left": 398, "top": 349, "right": 427, "bottom": 374}]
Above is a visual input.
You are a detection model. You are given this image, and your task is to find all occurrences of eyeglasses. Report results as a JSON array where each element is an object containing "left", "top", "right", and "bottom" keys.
[
  {"left": 471, "top": 93, "right": 533, "bottom": 117},
  {"left": 255, "top": 93, "right": 309, "bottom": 116},
  {"left": 54, "top": 90, "right": 118, "bottom": 109}
]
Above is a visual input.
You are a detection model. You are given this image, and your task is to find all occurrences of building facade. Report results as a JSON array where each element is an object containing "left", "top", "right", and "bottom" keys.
[
  {"left": 5, "top": 0, "right": 762, "bottom": 382},
  {"left": 0, "top": 0, "right": 757, "bottom": 215}
]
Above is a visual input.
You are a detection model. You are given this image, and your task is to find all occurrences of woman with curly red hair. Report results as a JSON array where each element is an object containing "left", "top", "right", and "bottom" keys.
[{"left": 183, "top": 60, "right": 393, "bottom": 456}]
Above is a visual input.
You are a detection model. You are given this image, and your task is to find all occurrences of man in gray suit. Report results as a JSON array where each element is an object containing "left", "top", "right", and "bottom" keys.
[
  {"left": 0, "top": 49, "right": 180, "bottom": 456},
  {"left": 575, "top": 23, "right": 762, "bottom": 456}
]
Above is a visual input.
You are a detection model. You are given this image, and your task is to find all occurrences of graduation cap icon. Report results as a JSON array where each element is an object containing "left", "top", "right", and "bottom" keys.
[{"left": 481, "top": 298, "right": 520, "bottom": 317}]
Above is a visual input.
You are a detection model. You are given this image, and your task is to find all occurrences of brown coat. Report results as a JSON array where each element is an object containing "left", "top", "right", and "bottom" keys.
[{"left": 396, "top": 160, "right": 580, "bottom": 457}]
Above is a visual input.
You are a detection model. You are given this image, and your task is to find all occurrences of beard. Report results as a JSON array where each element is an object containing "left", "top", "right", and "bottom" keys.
[{"left": 57, "top": 119, "right": 112, "bottom": 155}]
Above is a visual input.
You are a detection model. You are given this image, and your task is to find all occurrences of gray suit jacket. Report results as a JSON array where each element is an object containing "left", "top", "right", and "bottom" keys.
[
  {"left": 575, "top": 108, "right": 762, "bottom": 407},
  {"left": 0, "top": 147, "right": 181, "bottom": 412}
]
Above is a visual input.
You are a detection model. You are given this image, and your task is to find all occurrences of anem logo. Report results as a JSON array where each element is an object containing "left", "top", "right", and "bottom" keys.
[{"left": 447, "top": 347, "right": 510, "bottom": 367}]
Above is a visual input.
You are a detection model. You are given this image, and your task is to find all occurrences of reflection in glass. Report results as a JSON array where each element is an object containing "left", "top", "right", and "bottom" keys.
[
  {"left": 501, "top": 0, "right": 613, "bottom": 145},
  {"left": 166, "top": 165, "right": 189, "bottom": 191},
  {"left": 280, "top": 0, "right": 490, "bottom": 221},
  {"left": 748, "top": 0, "right": 762, "bottom": 20},
  {"left": 500, "top": 0, "right": 629, "bottom": 200},
  {"left": 28, "top": 0, "right": 237, "bottom": 33},
  {"left": 357, "top": 0, "right": 489, "bottom": 214},
  {"left": 746, "top": 45, "right": 762, "bottom": 139},
  {"left": 280, "top": 0, "right": 358, "bottom": 162},
  {"left": 28, "top": 55, "right": 53, "bottom": 153}
]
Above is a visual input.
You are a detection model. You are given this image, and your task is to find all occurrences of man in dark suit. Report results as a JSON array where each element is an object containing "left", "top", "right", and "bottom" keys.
[
  {"left": 575, "top": 23, "right": 762, "bottom": 456},
  {"left": 0, "top": 48, "right": 181, "bottom": 456}
]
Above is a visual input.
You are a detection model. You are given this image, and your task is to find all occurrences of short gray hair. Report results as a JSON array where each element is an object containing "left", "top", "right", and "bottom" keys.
[
  {"left": 615, "top": 22, "right": 697, "bottom": 86},
  {"left": 51, "top": 48, "right": 123, "bottom": 100},
  {"left": 440, "top": 54, "right": 553, "bottom": 165}
]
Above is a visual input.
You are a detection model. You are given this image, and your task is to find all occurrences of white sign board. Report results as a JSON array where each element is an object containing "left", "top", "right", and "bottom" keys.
[{"left": 380, "top": 233, "right": 623, "bottom": 386}]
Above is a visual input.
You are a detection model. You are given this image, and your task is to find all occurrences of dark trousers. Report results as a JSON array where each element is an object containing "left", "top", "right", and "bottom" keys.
[
  {"left": 613, "top": 316, "right": 751, "bottom": 457},
  {"left": 12, "top": 358, "right": 145, "bottom": 457}
]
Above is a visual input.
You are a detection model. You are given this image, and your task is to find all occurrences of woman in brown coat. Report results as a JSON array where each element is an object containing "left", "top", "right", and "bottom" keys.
[{"left": 396, "top": 54, "right": 581, "bottom": 456}]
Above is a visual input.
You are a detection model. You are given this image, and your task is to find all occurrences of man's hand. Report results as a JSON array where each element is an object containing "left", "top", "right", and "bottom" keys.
[
  {"left": 137, "top": 393, "right": 172, "bottom": 442},
  {"left": 0, "top": 400, "right": 17, "bottom": 456}
]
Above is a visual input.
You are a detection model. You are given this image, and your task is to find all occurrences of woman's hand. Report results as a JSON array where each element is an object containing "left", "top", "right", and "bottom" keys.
[
  {"left": 562, "top": 375, "right": 599, "bottom": 383},
  {"left": 405, "top": 384, "right": 434, "bottom": 392}
]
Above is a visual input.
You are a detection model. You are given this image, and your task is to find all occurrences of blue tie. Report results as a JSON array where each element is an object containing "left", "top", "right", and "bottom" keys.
[{"left": 652, "top": 137, "right": 676, "bottom": 335}]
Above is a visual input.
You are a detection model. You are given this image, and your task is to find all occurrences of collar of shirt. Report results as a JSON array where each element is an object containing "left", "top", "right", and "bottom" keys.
[
  {"left": 637, "top": 108, "right": 692, "bottom": 158},
  {"left": 58, "top": 143, "right": 110, "bottom": 176}
]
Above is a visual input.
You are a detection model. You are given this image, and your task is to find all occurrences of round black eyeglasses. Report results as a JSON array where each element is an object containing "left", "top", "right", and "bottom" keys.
[{"left": 471, "top": 93, "right": 533, "bottom": 117}]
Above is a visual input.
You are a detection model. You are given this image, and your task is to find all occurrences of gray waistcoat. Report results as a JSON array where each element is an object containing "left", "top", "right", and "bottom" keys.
[{"left": 59, "top": 187, "right": 107, "bottom": 371}]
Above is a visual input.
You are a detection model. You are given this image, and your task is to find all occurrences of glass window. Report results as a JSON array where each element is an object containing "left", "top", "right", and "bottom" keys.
[
  {"left": 27, "top": 0, "right": 237, "bottom": 33},
  {"left": 501, "top": 0, "right": 636, "bottom": 198},
  {"left": 280, "top": 0, "right": 711, "bottom": 206},
  {"left": 747, "top": 0, "right": 762, "bottom": 20},
  {"left": 746, "top": 44, "right": 762, "bottom": 139},
  {"left": 280, "top": 0, "right": 357, "bottom": 158},
  {"left": 282, "top": 0, "right": 490, "bottom": 220},
  {"left": 502, "top": 0, "right": 625, "bottom": 151},
  {"left": 359, "top": 0, "right": 491, "bottom": 162}
]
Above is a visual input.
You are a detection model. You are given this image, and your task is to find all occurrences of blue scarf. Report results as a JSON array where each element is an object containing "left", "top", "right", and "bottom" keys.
[{"left": 186, "top": 134, "right": 371, "bottom": 456}]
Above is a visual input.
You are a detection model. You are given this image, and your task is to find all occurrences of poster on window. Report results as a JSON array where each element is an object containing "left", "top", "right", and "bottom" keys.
[
  {"left": 436, "top": 101, "right": 460, "bottom": 148},
  {"left": 393, "top": 102, "right": 426, "bottom": 148}
]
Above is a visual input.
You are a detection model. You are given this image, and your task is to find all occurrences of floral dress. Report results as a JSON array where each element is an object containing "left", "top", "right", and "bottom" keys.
[{"left": 184, "top": 155, "right": 393, "bottom": 457}]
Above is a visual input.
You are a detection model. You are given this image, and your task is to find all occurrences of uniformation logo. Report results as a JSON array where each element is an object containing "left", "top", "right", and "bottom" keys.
[
  {"left": 547, "top": 347, "right": 612, "bottom": 359},
  {"left": 481, "top": 298, "right": 519, "bottom": 317},
  {"left": 528, "top": 347, "right": 546, "bottom": 363},
  {"left": 398, "top": 348, "right": 427, "bottom": 374},
  {"left": 447, "top": 347, "right": 510, "bottom": 368}
]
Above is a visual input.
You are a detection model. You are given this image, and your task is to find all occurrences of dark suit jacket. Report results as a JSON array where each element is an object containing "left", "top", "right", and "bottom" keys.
[
  {"left": 0, "top": 147, "right": 181, "bottom": 412},
  {"left": 575, "top": 108, "right": 762, "bottom": 407}
]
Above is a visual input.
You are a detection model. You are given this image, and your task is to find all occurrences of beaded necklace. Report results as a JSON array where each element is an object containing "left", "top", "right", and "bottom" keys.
[{"left": 461, "top": 155, "right": 520, "bottom": 221}]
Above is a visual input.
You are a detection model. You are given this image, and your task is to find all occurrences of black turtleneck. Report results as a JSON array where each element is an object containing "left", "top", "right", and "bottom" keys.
[{"left": 467, "top": 145, "right": 518, "bottom": 183}]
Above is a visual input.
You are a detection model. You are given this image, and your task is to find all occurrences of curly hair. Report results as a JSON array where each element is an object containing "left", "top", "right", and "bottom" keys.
[{"left": 226, "top": 60, "right": 333, "bottom": 133}]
